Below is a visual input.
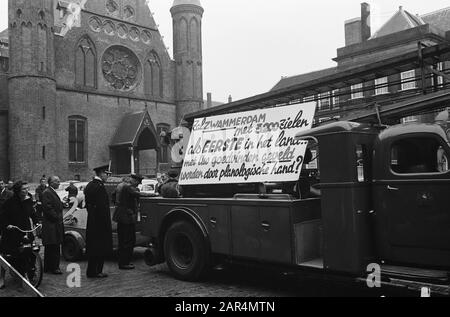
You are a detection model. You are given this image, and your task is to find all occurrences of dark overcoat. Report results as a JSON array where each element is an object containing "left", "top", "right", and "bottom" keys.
[
  {"left": 0, "top": 194, "right": 37, "bottom": 254},
  {"left": 84, "top": 179, "right": 113, "bottom": 257},
  {"left": 41, "top": 188, "right": 64, "bottom": 245},
  {"left": 113, "top": 184, "right": 141, "bottom": 225}
]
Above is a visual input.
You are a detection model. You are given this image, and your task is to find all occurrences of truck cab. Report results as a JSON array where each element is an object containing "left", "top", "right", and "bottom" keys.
[{"left": 373, "top": 123, "right": 450, "bottom": 269}]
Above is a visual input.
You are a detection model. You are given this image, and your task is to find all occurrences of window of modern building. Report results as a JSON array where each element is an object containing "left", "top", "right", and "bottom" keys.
[
  {"left": 375, "top": 77, "right": 389, "bottom": 95},
  {"left": 432, "top": 62, "right": 444, "bottom": 88},
  {"left": 69, "top": 116, "right": 87, "bottom": 163},
  {"left": 402, "top": 116, "right": 418, "bottom": 123},
  {"left": 157, "top": 124, "right": 170, "bottom": 164},
  {"left": 75, "top": 37, "right": 97, "bottom": 88},
  {"left": 401, "top": 70, "right": 416, "bottom": 91},
  {"left": 332, "top": 89, "right": 340, "bottom": 109},
  {"left": 351, "top": 83, "right": 363, "bottom": 99},
  {"left": 303, "top": 95, "right": 316, "bottom": 103},
  {"left": 318, "top": 92, "right": 331, "bottom": 111}
]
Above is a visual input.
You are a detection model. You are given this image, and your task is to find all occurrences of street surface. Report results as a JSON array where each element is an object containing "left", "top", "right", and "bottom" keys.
[{"left": 0, "top": 248, "right": 414, "bottom": 298}]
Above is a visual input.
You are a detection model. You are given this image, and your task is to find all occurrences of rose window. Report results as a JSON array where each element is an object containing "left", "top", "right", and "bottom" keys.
[{"left": 102, "top": 46, "right": 140, "bottom": 91}]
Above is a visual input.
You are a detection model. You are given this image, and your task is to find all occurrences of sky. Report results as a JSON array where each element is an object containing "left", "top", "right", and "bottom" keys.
[{"left": 0, "top": 0, "right": 449, "bottom": 103}]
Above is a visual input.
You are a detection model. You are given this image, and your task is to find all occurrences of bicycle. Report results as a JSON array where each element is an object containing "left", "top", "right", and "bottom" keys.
[{"left": 1, "top": 224, "right": 43, "bottom": 289}]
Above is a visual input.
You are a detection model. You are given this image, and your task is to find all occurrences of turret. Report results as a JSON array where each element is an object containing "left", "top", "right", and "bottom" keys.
[
  {"left": 171, "top": 0, "right": 204, "bottom": 123},
  {"left": 8, "top": 0, "right": 57, "bottom": 181}
]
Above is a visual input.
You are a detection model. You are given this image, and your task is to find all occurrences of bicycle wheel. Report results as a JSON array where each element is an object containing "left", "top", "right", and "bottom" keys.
[{"left": 26, "top": 252, "right": 43, "bottom": 288}]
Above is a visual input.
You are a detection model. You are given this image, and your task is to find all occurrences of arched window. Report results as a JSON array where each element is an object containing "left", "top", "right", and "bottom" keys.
[
  {"left": 189, "top": 17, "right": 199, "bottom": 53},
  {"left": 75, "top": 36, "right": 97, "bottom": 88},
  {"left": 69, "top": 116, "right": 87, "bottom": 163},
  {"left": 157, "top": 124, "right": 170, "bottom": 164},
  {"left": 144, "top": 52, "right": 163, "bottom": 98},
  {"left": 38, "top": 24, "right": 47, "bottom": 73},
  {"left": 179, "top": 18, "right": 188, "bottom": 52},
  {"left": 21, "top": 22, "right": 32, "bottom": 73}
]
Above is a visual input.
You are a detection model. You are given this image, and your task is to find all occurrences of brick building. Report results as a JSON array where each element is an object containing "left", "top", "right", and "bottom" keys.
[
  {"left": 0, "top": 0, "right": 205, "bottom": 182},
  {"left": 185, "top": 3, "right": 450, "bottom": 131},
  {"left": 271, "top": 4, "right": 450, "bottom": 126}
]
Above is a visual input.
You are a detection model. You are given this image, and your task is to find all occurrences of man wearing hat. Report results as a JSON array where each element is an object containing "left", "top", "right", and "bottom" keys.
[
  {"left": 158, "top": 169, "right": 182, "bottom": 198},
  {"left": 113, "top": 174, "right": 155, "bottom": 270},
  {"left": 84, "top": 164, "right": 113, "bottom": 278},
  {"left": 41, "top": 176, "right": 64, "bottom": 274}
]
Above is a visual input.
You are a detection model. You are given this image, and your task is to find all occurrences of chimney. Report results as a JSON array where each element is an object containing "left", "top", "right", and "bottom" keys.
[
  {"left": 206, "top": 92, "right": 212, "bottom": 109},
  {"left": 345, "top": 18, "right": 362, "bottom": 46},
  {"left": 361, "top": 3, "right": 371, "bottom": 42},
  {"left": 228, "top": 95, "right": 233, "bottom": 103}
]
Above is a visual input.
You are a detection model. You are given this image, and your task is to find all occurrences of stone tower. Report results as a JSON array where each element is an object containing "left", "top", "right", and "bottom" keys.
[
  {"left": 171, "top": 0, "right": 204, "bottom": 124},
  {"left": 8, "top": 0, "right": 57, "bottom": 182}
]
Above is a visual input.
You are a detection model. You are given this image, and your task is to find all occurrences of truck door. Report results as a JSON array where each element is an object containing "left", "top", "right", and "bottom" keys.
[{"left": 376, "top": 134, "right": 450, "bottom": 267}]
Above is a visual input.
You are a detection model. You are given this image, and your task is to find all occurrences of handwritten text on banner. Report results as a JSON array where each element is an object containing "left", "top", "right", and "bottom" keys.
[{"left": 179, "top": 103, "right": 316, "bottom": 185}]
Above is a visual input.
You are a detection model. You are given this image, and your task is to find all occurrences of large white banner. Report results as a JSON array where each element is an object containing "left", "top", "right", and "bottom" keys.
[{"left": 179, "top": 103, "right": 316, "bottom": 185}]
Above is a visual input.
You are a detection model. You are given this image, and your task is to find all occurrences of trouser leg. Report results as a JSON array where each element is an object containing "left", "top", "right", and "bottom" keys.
[
  {"left": 118, "top": 223, "right": 135, "bottom": 266},
  {"left": 87, "top": 256, "right": 98, "bottom": 277},
  {"left": 54, "top": 245, "right": 61, "bottom": 270},
  {"left": 87, "top": 256, "right": 105, "bottom": 276},
  {"left": 117, "top": 223, "right": 126, "bottom": 266},
  {"left": 126, "top": 224, "right": 136, "bottom": 264},
  {"left": 96, "top": 257, "right": 104, "bottom": 274},
  {"left": 44, "top": 245, "right": 58, "bottom": 272}
]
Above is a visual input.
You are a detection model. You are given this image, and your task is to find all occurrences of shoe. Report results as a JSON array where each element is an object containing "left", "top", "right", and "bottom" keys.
[{"left": 119, "top": 264, "right": 135, "bottom": 270}]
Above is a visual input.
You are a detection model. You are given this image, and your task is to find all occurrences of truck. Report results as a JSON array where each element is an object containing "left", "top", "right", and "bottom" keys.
[{"left": 139, "top": 118, "right": 450, "bottom": 296}]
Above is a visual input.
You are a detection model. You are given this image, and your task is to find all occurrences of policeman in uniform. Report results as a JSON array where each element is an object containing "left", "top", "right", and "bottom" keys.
[
  {"left": 84, "top": 164, "right": 113, "bottom": 278},
  {"left": 113, "top": 174, "right": 155, "bottom": 270}
]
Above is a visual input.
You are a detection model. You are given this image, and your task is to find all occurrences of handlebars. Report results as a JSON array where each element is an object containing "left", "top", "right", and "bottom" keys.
[{"left": 7, "top": 223, "right": 42, "bottom": 234}]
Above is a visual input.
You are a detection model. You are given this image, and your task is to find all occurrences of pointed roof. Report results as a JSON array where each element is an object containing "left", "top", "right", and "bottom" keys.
[
  {"left": 421, "top": 7, "right": 450, "bottom": 33},
  {"left": 110, "top": 111, "right": 160, "bottom": 149},
  {"left": 370, "top": 6, "right": 425, "bottom": 39}
]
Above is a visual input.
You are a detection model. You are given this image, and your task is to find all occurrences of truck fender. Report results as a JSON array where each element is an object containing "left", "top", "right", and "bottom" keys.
[
  {"left": 64, "top": 230, "right": 86, "bottom": 250},
  {"left": 162, "top": 207, "right": 209, "bottom": 239},
  {"left": 159, "top": 207, "right": 213, "bottom": 270},
  {"left": 159, "top": 207, "right": 211, "bottom": 260}
]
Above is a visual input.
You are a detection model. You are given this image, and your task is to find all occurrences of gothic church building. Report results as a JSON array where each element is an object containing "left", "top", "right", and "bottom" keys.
[{"left": 0, "top": 0, "right": 204, "bottom": 182}]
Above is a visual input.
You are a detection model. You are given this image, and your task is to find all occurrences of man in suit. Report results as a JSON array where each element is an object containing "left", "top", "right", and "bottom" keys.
[
  {"left": 113, "top": 174, "right": 155, "bottom": 270},
  {"left": 0, "top": 179, "right": 13, "bottom": 210},
  {"left": 84, "top": 164, "right": 113, "bottom": 278},
  {"left": 34, "top": 176, "right": 47, "bottom": 221},
  {"left": 41, "top": 176, "right": 64, "bottom": 274}
]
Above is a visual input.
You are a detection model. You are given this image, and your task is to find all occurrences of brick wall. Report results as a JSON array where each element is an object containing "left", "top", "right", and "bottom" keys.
[
  {"left": 55, "top": 90, "right": 176, "bottom": 181},
  {"left": 54, "top": 10, "right": 175, "bottom": 102}
]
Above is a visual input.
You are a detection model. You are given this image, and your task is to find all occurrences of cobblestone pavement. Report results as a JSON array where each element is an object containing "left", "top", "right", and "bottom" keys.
[{"left": 0, "top": 248, "right": 394, "bottom": 298}]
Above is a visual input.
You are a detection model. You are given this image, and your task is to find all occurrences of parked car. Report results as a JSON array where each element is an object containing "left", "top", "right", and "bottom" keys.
[
  {"left": 62, "top": 199, "right": 150, "bottom": 261},
  {"left": 138, "top": 179, "right": 159, "bottom": 195}
]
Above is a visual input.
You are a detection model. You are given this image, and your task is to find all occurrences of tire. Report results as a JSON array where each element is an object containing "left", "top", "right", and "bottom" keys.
[
  {"left": 164, "top": 221, "right": 209, "bottom": 281},
  {"left": 26, "top": 252, "right": 43, "bottom": 289},
  {"left": 63, "top": 235, "right": 83, "bottom": 262}
]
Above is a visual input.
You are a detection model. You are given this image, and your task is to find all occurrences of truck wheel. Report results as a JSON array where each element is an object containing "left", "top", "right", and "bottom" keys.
[
  {"left": 164, "top": 221, "right": 209, "bottom": 281},
  {"left": 63, "top": 235, "right": 82, "bottom": 262}
]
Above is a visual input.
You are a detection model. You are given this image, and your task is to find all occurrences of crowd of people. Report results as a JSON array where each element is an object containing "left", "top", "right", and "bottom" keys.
[{"left": 0, "top": 166, "right": 181, "bottom": 287}]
